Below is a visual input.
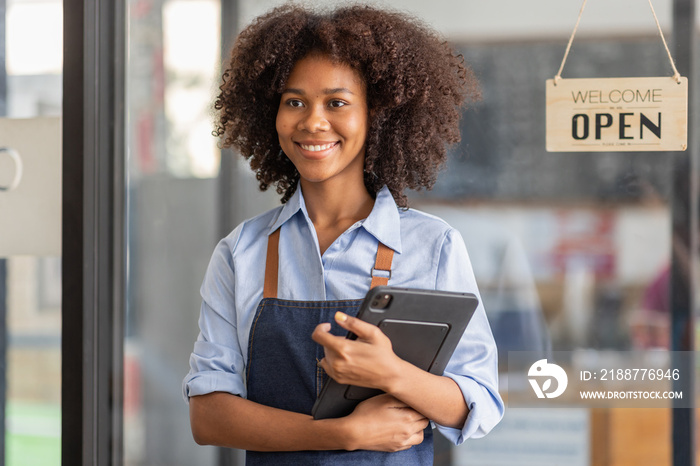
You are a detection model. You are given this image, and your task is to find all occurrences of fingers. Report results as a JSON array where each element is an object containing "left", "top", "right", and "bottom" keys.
[
  {"left": 389, "top": 430, "right": 425, "bottom": 452},
  {"left": 416, "top": 416, "right": 430, "bottom": 430},
  {"left": 316, "top": 357, "right": 329, "bottom": 374},
  {"left": 408, "top": 429, "right": 426, "bottom": 448},
  {"left": 311, "top": 322, "right": 333, "bottom": 346},
  {"left": 312, "top": 312, "right": 385, "bottom": 346},
  {"left": 398, "top": 415, "right": 428, "bottom": 450},
  {"left": 347, "top": 394, "right": 429, "bottom": 452},
  {"left": 334, "top": 312, "right": 383, "bottom": 343},
  {"left": 395, "top": 406, "right": 429, "bottom": 426},
  {"left": 398, "top": 423, "right": 427, "bottom": 450},
  {"left": 313, "top": 314, "right": 396, "bottom": 389},
  {"left": 381, "top": 405, "right": 429, "bottom": 451},
  {"left": 311, "top": 312, "right": 384, "bottom": 351},
  {"left": 311, "top": 321, "right": 349, "bottom": 379}
]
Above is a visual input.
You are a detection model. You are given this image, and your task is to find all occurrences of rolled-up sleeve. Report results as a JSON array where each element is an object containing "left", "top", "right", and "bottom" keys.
[
  {"left": 434, "top": 228, "right": 504, "bottom": 444},
  {"left": 182, "top": 227, "right": 247, "bottom": 400}
]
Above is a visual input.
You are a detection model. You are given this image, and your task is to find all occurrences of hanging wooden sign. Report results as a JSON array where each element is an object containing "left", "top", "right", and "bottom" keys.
[
  {"left": 546, "top": 76, "right": 688, "bottom": 152},
  {"left": 546, "top": 0, "right": 688, "bottom": 152}
]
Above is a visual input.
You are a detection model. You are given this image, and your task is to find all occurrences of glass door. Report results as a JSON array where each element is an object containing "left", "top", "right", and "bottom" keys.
[{"left": 75, "top": 0, "right": 695, "bottom": 464}]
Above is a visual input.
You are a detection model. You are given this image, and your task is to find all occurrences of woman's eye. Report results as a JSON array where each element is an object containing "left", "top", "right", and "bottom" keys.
[
  {"left": 286, "top": 99, "right": 304, "bottom": 108},
  {"left": 329, "top": 100, "right": 347, "bottom": 108}
]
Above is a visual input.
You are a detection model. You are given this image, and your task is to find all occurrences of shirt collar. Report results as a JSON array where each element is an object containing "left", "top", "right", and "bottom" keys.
[
  {"left": 267, "top": 185, "right": 305, "bottom": 235},
  {"left": 361, "top": 186, "right": 402, "bottom": 254},
  {"left": 266, "top": 184, "right": 402, "bottom": 254}
]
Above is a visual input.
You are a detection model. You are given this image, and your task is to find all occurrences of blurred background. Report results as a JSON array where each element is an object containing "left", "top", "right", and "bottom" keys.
[{"left": 1, "top": 0, "right": 699, "bottom": 464}]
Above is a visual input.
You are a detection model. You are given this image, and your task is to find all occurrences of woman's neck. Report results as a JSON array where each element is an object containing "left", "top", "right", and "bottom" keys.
[{"left": 300, "top": 179, "right": 374, "bottom": 254}]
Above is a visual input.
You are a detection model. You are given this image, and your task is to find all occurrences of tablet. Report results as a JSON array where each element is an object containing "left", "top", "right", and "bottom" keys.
[{"left": 311, "top": 286, "right": 479, "bottom": 420}]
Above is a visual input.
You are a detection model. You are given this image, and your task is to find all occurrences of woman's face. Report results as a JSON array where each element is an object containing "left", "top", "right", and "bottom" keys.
[{"left": 276, "top": 54, "right": 368, "bottom": 188}]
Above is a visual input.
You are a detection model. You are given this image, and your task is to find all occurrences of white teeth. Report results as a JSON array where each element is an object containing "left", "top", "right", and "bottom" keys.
[{"left": 300, "top": 143, "right": 335, "bottom": 152}]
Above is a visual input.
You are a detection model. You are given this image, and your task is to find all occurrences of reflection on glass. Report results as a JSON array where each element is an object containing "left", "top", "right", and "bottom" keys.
[
  {"left": 127, "top": 0, "right": 220, "bottom": 179},
  {"left": 412, "top": 34, "right": 675, "bottom": 466},
  {"left": 124, "top": 0, "right": 221, "bottom": 464},
  {"left": 162, "top": 0, "right": 221, "bottom": 178}
]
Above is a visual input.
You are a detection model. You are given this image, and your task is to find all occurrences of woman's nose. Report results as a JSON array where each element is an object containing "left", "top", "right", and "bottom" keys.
[{"left": 298, "top": 106, "right": 330, "bottom": 132}]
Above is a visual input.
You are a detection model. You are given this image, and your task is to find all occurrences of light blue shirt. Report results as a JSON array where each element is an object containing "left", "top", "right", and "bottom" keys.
[{"left": 183, "top": 185, "right": 504, "bottom": 444}]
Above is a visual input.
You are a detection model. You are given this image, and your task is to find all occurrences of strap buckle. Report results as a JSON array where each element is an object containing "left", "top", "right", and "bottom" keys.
[{"left": 371, "top": 267, "right": 391, "bottom": 280}]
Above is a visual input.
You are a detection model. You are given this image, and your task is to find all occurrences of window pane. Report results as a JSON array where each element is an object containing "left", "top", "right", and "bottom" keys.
[
  {"left": 234, "top": 1, "right": 681, "bottom": 465},
  {"left": 2, "top": 0, "right": 63, "bottom": 465},
  {"left": 124, "top": 0, "right": 221, "bottom": 463},
  {"left": 129, "top": 0, "right": 693, "bottom": 464}
]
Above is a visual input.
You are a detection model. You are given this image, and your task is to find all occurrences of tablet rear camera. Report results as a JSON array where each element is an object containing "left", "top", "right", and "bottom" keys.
[{"left": 371, "top": 294, "right": 392, "bottom": 311}]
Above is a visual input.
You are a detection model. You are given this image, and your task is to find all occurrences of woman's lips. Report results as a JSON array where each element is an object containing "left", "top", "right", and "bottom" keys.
[
  {"left": 295, "top": 141, "right": 339, "bottom": 159},
  {"left": 298, "top": 142, "right": 337, "bottom": 152}
]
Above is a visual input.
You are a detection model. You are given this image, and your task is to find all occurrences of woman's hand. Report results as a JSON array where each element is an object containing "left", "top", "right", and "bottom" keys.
[
  {"left": 312, "top": 311, "right": 406, "bottom": 392},
  {"left": 341, "top": 394, "right": 429, "bottom": 452},
  {"left": 313, "top": 310, "right": 470, "bottom": 430}
]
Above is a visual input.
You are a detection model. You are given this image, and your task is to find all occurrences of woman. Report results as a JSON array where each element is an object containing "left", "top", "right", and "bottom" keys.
[{"left": 183, "top": 4, "right": 504, "bottom": 464}]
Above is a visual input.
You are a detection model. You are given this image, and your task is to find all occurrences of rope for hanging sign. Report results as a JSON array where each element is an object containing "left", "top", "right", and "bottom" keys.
[
  {"left": 553, "top": 0, "right": 682, "bottom": 85},
  {"left": 554, "top": 0, "right": 588, "bottom": 85},
  {"left": 647, "top": 0, "right": 681, "bottom": 83}
]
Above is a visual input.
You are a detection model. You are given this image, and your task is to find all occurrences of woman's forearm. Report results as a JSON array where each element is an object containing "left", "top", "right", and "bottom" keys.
[
  {"left": 189, "top": 391, "right": 429, "bottom": 453},
  {"left": 189, "top": 392, "right": 348, "bottom": 451},
  {"left": 383, "top": 359, "right": 469, "bottom": 429}
]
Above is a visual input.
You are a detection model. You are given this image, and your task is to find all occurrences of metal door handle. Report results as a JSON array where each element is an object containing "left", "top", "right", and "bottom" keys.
[{"left": 0, "top": 148, "right": 23, "bottom": 192}]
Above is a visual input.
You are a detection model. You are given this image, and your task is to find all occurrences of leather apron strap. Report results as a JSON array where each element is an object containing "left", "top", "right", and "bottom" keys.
[
  {"left": 263, "top": 228, "right": 281, "bottom": 299},
  {"left": 370, "top": 242, "right": 394, "bottom": 289},
  {"left": 262, "top": 228, "right": 394, "bottom": 299}
]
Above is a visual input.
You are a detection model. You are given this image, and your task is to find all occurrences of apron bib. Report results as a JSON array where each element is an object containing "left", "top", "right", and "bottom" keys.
[{"left": 244, "top": 228, "right": 433, "bottom": 465}]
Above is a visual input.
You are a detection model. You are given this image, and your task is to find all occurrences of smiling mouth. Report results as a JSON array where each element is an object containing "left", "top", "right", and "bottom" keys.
[{"left": 297, "top": 142, "right": 338, "bottom": 152}]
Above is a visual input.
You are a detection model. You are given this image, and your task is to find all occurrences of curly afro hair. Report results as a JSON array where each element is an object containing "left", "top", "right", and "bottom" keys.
[{"left": 214, "top": 3, "right": 479, "bottom": 206}]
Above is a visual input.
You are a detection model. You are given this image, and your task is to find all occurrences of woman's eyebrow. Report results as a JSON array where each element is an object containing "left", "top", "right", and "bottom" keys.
[
  {"left": 324, "top": 87, "right": 354, "bottom": 95},
  {"left": 281, "top": 87, "right": 355, "bottom": 95}
]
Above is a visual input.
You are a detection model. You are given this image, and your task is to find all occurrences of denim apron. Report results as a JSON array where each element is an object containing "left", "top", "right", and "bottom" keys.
[{"left": 244, "top": 227, "right": 433, "bottom": 465}]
